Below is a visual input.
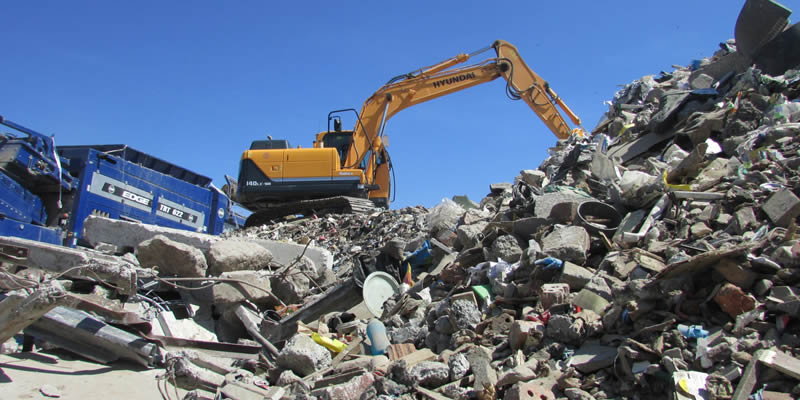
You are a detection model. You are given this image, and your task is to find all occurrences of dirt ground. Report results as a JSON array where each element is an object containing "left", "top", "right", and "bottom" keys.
[{"left": 0, "top": 350, "right": 187, "bottom": 400}]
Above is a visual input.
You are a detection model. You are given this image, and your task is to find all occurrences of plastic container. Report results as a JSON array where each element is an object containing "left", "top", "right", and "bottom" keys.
[
  {"left": 576, "top": 201, "right": 622, "bottom": 235},
  {"left": 366, "top": 319, "right": 389, "bottom": 356},
  {"left": 311, "top": 332, "right": 347, "bottom": 353}
]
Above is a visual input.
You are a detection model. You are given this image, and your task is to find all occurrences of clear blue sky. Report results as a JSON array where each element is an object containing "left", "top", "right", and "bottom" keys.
[{"left": 3, "top": 1, "right": 796, "bottom": 209}]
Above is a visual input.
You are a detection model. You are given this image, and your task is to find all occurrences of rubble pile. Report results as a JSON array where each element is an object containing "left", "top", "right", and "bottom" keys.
[{"left": 4, "top": 4, "right": 800, "bottom": 400}]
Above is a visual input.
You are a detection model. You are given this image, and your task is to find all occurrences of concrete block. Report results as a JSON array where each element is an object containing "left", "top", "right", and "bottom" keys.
[
  {"left": 690, "top": 73, "right": 714, "bottom": 89},
  {"left": 449, "top": 299, "right": 481, "bottom": 331},
  {"left": 409, "top": 361, "right": 450, "bottom": 388},
  {"left": 541, "top": 226, "right": 590, "bottom": 264},
  {"left": 489, "top": 234, "right": 524, "bottom": 263},
  {"left": 509, "top": 320, "right": 545, "bottom": 351},
  {"left": 206, "top": 240, "right": 273, "bottom": 276},
  {"left": 456, "top": 222, "right": 489, "bottom": 249},
  {"left": 569, "top": 343, "right": 617, "bottom": 373},
  {"left": 559, "top": 261, "right": 594, "bottom": 291},
  {"left": 136, "top": 235, "right": 207, "bottom": 277},
  {"left": 546, "top": 314, "right": 584, "bottom": 345},
  {"left": 490, "top": 182, "right": 512, "bottom": 194},
  {"left": 538, "top": 283, "right": 570, "bottom": 310},
  {"left": 504, "top": 380, "right": 556, "bottom": 400},
  {"left": 520, "top": 169, "right": 547, "bottom": 187},
  {"left": 762, "top": 189, "right": 800, "bottom": 228},
  {"left": 448, "top": 352, "right": 469, "bottom": 381},
  {"left": 584, "top": 276, "right": 613, "bottom": 301},
  {"left": 733, "top": 207, "right": 758, "bottom": 234},
  {"left": 533, "top": 192, "right": 589, "bottom": 221},
  {"left": 690, "top": 222, "right": 713, "bottom": 238},
  {"left": 310, "top": 371, "right": 375, "bottom": 400},
  {"left": 187, "top": 270, "right": 275, "bottom": 305},
  {"left": 276, "top": 333, "right": 331, "bottom": 377},
  {"left": 573, "top": 289, "right": 610, "bottom": 315},
  {"left": 497, "top": 365, "right": 537, "bottom": 388},
  {"left": 247, "top": 239, "right": 333, "bottom": 276}
]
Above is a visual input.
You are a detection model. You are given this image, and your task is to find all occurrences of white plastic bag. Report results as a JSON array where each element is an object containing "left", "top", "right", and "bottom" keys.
[{"left": 425, "top": 198, "right": 465, "bottom": 233}]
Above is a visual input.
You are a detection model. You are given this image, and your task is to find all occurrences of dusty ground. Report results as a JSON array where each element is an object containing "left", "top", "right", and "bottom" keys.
[{"left": 0, "top": 350, "right": 186, "bottom": 400}]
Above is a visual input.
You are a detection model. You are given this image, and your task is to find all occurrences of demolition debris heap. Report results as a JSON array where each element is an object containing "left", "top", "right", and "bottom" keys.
[{"left": 4, "top": 41, "right": 800, "bottom": 400}]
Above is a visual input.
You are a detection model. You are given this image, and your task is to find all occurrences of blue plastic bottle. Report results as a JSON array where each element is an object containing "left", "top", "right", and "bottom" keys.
[
  {"left": 678, "top": 324, "right": 709, "bottom": 339},
  {"left": 366, "top": 319, "right": 389, "bottom": 356}
]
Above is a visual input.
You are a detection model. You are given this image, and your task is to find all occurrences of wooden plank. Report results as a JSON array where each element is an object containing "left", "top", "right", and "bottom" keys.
[
  {"left": 398, "top": 348, "right": 436, "bottom": 366},
  {"left": 331, "top": 336, "right": 363, "bottom": 368},
  {"left": 387, "top": 343, "right": 417, "bottom": 361}
]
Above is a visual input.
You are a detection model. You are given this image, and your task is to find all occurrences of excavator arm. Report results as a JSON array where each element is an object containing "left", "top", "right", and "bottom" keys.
[{"left": 344, "top": 39, "right": 585, "bottom": 193}]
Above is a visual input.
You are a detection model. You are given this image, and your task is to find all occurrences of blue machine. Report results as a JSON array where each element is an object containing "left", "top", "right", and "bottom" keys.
[{"left": 0, "top": 115, "right": 243, "bottom": 247}]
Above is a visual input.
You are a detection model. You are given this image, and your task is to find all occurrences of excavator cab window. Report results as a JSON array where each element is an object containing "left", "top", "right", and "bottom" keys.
[
  {"left": 321, "top": 131, "right": 354, "bottom": 167},
  {"left": 250, "top": 140, "right": 290, "bottom": 150}
]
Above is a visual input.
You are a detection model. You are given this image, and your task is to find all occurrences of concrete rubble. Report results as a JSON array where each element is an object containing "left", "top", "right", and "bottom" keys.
[{"left": 3, "top": 2, "right": 800, "bottom": 399}]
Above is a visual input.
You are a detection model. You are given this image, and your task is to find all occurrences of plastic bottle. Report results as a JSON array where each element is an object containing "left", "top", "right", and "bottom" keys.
[
  {"left": 366, "top": 319, "right": 389, "bottom": 356},
  {"left": 678, "top": 324, "right": 709, "bottom": 339}
]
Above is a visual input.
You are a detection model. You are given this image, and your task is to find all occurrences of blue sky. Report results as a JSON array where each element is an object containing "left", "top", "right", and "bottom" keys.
[{"left": 3, "top": 1, "right": 796, "bottom": 209}]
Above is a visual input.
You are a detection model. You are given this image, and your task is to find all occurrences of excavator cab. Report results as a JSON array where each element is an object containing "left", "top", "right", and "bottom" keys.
[{"left": 319, "top": 130, "right": 353, "bottom": 168}]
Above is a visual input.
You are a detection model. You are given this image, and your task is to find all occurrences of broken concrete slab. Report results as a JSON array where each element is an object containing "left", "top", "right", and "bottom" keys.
[
  {"left": 509, "top": 320, "right": 545, "bottom": 352},
  {"left": 533, "top": 192, "right": 590, "bottom": 221},
  {"left": 504, "top": 380, "right": 556, "bottom": 400},
  {"left": 466, "top": 346, "right": 498, "bottom": 392},
  {"left": 0, "top": 236, "right": 139, "bottom": 295},
  {"left": 569, "top": 343, "right": 618, "bottom": 374},
  {"left": 488, "top": 234, "right": 524, "bottom": 263},
  {"left": 205, "top": 239, "right": 273, "bottom": 276},
  {"left": 83, "top": 215, "right": 219, "bottom": 250},
  {"left": 276, "top": 333, "right": 332, "bottom": 377},
  {"left": 520, "top": 169, "right": 547, "bottom": 187},
  {"left": 310, "top": 370, "right": 375, "bottom": 400},
  {"left": 247, "top": 239, "right": 333, "bottom": 278},
  {"left": 541, "top": 225, "right": 590, "bottom": 264},
  {"left": 0, "top": 281, "right": 65, "bottom": 343},
  {"left": 409, "top": 361, "right": 450, "bottom": 388},
  {"left": 136, "top": 234, "right": 208, "bottom": 277},
  {"left": 186, "top": 270, "right": 277, "bottom": 306},
  {"left": 559, "top": 261, "right": 594, "bottom": 291},
  {"left": 456, "top": 222, "right": 489, "bottom": 250}
]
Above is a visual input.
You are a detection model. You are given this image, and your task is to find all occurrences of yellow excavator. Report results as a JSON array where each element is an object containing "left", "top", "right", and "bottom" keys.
[{"left": 236, "top": 40, "right": 585, "bottom": 227}]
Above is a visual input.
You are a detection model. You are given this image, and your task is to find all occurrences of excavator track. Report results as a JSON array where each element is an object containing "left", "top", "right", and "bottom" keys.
[{"left": 244, "top": 196, "right": 378, "bottom": 228}]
